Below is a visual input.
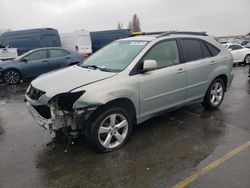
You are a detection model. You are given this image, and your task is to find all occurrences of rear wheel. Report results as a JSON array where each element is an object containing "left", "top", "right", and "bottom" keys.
[
  {"left": 4, "top": 69, "right": 21, "bottom": 85},
  {"left": 202, "top": 79, "right": 225, "bottom": 109},
  {"left": 87, "top": 107, "right": 132, "bottom": 153},
  {"left": 244, "top": 54, "right": 250, "bottom": 65}
]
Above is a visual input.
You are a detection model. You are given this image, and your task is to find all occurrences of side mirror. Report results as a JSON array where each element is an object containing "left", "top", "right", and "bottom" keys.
[
  {"left": 142, "top": 60, "right": 158, "bottom": 72},
  {"left": 22, "top": 58, "right": 28, "bottom": 62}
]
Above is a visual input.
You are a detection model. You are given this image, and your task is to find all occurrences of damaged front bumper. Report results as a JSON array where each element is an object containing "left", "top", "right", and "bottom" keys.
[
  {"left": 26, "top": 99, "right": 98, "bottom": 132},
  {"left": 25, "top": 85, "right": 98, "bottom": 133},
  {"left": 27, "top": 102, "right": 54, "bottom": 130}
]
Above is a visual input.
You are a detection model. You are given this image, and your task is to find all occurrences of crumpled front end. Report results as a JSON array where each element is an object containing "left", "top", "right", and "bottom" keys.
[{"left": 25, "top": 84, "right": 97, "bottom": 137}]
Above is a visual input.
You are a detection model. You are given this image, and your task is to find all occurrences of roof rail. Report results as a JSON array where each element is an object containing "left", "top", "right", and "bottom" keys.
[
  {"left": 157, "top": 31, "right": 208, "bottom": 38},
  {"left": 132, "top": 31, "right": 166, "bottom": 36}
]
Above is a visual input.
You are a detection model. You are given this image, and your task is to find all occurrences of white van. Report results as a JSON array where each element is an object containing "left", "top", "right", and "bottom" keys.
[{"left": 60, "top": 30, "right": 92, "bottom": 55}]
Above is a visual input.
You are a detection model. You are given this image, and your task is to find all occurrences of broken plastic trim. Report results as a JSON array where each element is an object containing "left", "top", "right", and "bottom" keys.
[{"left": 55, "top": 91, "right": 85, "bottom": 111}]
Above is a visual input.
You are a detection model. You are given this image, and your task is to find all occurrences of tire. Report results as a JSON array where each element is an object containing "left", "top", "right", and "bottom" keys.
[
  {"left": 87, "top": 107, "right": 132, "bottom": 153},
  {"left": 3, "top": 69, "right": 21, "bottom": 85},
  {"left": 202, "top": 78, "right": 225, "bottom": 109},
  {"left": 55, "top": 128, "right": 64, "bottom": 138},
  {"left": 244, "top": 54, "right": 250, "bottom": 65}
]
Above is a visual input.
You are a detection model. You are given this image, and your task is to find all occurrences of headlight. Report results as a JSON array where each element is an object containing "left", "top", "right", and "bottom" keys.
[{"left": 55, "top": 91, "right": 85, "bottom": 111}]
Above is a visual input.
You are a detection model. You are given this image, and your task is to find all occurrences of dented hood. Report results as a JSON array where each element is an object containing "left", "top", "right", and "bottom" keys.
[{"left": 31, "top": 65, "right": 117, "bottom": 97}]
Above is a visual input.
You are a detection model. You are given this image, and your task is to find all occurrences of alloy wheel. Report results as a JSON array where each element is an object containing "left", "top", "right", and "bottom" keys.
[
  {"left": 98, "top": 113, "right": 128, "bottom": 149},
  {"left": 210, "top": 82, "right": 223, "bottom": 106},
  {"left": 245, "top": 55, "right": 250, "bottom": 64},
  {"left": 4, "top": 70, "right": 20, "bottom": 84}
]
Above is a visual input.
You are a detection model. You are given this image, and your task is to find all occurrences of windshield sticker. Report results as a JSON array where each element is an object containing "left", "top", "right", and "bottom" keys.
[{"left": 129, "top": 42, "right": 147, "bottom": 46}]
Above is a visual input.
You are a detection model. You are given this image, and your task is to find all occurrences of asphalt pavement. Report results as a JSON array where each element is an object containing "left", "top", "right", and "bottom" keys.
[{"left": 0, "top": 66, "right": 249, "bottom": 188}]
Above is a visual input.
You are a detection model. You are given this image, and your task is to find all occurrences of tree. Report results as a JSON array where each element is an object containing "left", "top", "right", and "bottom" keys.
[
  {"left": 117, "top": 22, "right": 123, "bottom": 29},
  {"left": 128, "top": 21, "right": 132, "bottom": 31},
  {"left": 132, "top": 14, "right": 141, "bottom": 32},
  {"left": 127, "top": 14, "right": 141, "bottom": 32}
]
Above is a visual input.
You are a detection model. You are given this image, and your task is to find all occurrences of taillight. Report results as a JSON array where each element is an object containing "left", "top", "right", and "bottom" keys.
[{"left": 83, "top": 53, "right": 89, "bottom": 59}]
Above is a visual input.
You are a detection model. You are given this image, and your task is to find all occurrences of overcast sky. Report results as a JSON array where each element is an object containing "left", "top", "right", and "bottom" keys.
[{"left": 0, "top": 0, "right": 249, "bottom": 36}]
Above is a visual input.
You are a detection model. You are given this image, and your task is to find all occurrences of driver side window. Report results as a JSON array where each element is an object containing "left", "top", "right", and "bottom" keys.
[
  {"left": 143, "top": 40, "right": 180, "bottom": 68},
  {"left": 25, "top": 50, "right": 47, "bottom": 61}
]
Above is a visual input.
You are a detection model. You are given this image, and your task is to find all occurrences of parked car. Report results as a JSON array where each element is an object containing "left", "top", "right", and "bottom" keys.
[
  {"left": 0, "top": 47, "right": 83, "bottom": 84},
  {"left": 224, "top": 43, "right": 250, "bottom": 66},
  {"left": 0, "top": 45, "right": 19, "bottom": 61},
  {"left": 238, "top": 39, "right": 250, "bottom": 47},
  {"left": 0, "top": 28, "right": 61, "bottom": 55},
  {"left": 25, "top": 31, "right": 234, "bottom": 153},
  {"left": 245, "top": 43, "right": 250, "bottom": 49},
  {"left": 60, "top": 30, "right": 92, "bottom": 55}
]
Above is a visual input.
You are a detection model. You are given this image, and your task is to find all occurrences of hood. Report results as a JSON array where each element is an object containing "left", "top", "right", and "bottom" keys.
[{"left": 31, "top": 65, "right": 117, "bottom": 97}]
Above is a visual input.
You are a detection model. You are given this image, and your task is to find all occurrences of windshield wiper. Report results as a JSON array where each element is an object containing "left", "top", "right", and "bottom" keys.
[
  {"left": 82, "top": 64, "right": 101, "bottom": 70},
  {"left": 81, "top": 64, "right": 119, "bottom": 72}
]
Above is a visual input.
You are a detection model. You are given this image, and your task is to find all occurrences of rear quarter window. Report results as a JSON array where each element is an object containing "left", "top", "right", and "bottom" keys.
[{"left": 205, "top": 42, "right": 220, "bottom": 56}]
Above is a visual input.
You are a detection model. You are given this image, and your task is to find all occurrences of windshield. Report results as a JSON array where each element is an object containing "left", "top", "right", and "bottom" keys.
[
  {"left": 82, "top": 41, "right": 148, "bottom": 72},
  {"left": 15, "top": 51, "right": 31, "bottom": 60}
]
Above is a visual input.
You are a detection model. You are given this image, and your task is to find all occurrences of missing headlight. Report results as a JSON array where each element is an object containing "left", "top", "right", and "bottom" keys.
[{"left": 56, "top": 91, "right": 85, "bottom": 111}]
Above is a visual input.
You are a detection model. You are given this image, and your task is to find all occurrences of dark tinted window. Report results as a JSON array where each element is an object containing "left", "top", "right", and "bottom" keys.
[
  {"left": 8, "top": 38, "right": 41, "bottom": 48},
  {"left": 229, "top": 44, "right": 243, "bottom": 51},
  {"left": 49, "top": 49, "right": 68, "bottom": 58},
  {"left": 25, "top": 50, "right": 47, "bottom": 61},
  {"left": 143, "top": 40, "right": 180, "bottom": 68},
  {"left": 205, "top": 42, "right": 220, "bottom": 56},
  {"left": 43, "top": 35, "right": 61, "bottom": 47},
  {"left": 200, "top": 41, "right": 211, "bottom": 58},
  {"left": 241, "top": 41, "right": 250, "bottom": 45},
  {"left": 180, "top": 39, "right": 203, "bottom": 62}
]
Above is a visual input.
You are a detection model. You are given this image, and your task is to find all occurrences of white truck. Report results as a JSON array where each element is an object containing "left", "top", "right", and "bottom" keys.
[
  {"left": 60, "top": 30, "right": 92, "bottom": 55},
  {"left": 0, "top": 45, "right": 18, "bottom": 61}
]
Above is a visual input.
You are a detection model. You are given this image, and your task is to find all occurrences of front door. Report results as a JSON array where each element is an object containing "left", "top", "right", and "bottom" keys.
[
  {"left": 137, "top": 40, "right": 186, "bottom": 121},
  {"left": 21, "top": 49, "right": 48, "bottom": 78}
]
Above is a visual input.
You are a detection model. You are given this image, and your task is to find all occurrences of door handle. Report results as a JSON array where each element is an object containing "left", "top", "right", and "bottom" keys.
[
  {"left": 42, "top": 60, "right": 48, "bottom": 63},
  {"left": 210, "top": 61, "right": 216, "bottom": 65},
  {"left": 176, "top": 68, "right": 185, "bottom": 74},
  {"left": 65, "top": 57, "right": 71, "bottom": 59}
]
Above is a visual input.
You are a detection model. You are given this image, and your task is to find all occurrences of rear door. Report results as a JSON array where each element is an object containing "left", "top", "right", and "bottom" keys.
[
  {"left": 179, "top": 38, "right": 220, "bottom": 103},
  {"left": 47, "top": 49, "right": 72, "bottom": 71}
]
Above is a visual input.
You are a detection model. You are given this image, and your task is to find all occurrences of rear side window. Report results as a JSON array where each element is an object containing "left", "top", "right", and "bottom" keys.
[
  {"left": 200, "top": 42, "right": 211, "bottom": 58},
  {"left": 205, "top": 42, "right": 220, "bottom": 56},
  {"left": 25, "top": 50, "right": 47, "bottom": 61},
  {"left": 228, "top": 44, "right": 243, "bottom": 51},
  {"left": 49, "top": 49, "right": 68, "bottom": 58},
  {"left": 180, "top": 39, "right": 203, "bottom": 62}
]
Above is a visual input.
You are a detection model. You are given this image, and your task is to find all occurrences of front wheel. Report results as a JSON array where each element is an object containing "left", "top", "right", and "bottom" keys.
[
  {"left": 202, "top": 79, "right": 225, "bottom": 109},
  {"left": 4, "top": 69, "right": 21, "bottom": 85},
  {"left": 87, "top": 107, "right": 132, "bottom": 153}
]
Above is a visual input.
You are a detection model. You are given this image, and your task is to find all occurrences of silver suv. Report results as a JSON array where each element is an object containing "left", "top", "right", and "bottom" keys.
[{"left": 25, "top": 32, "right": 234, "bottom": 152}]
